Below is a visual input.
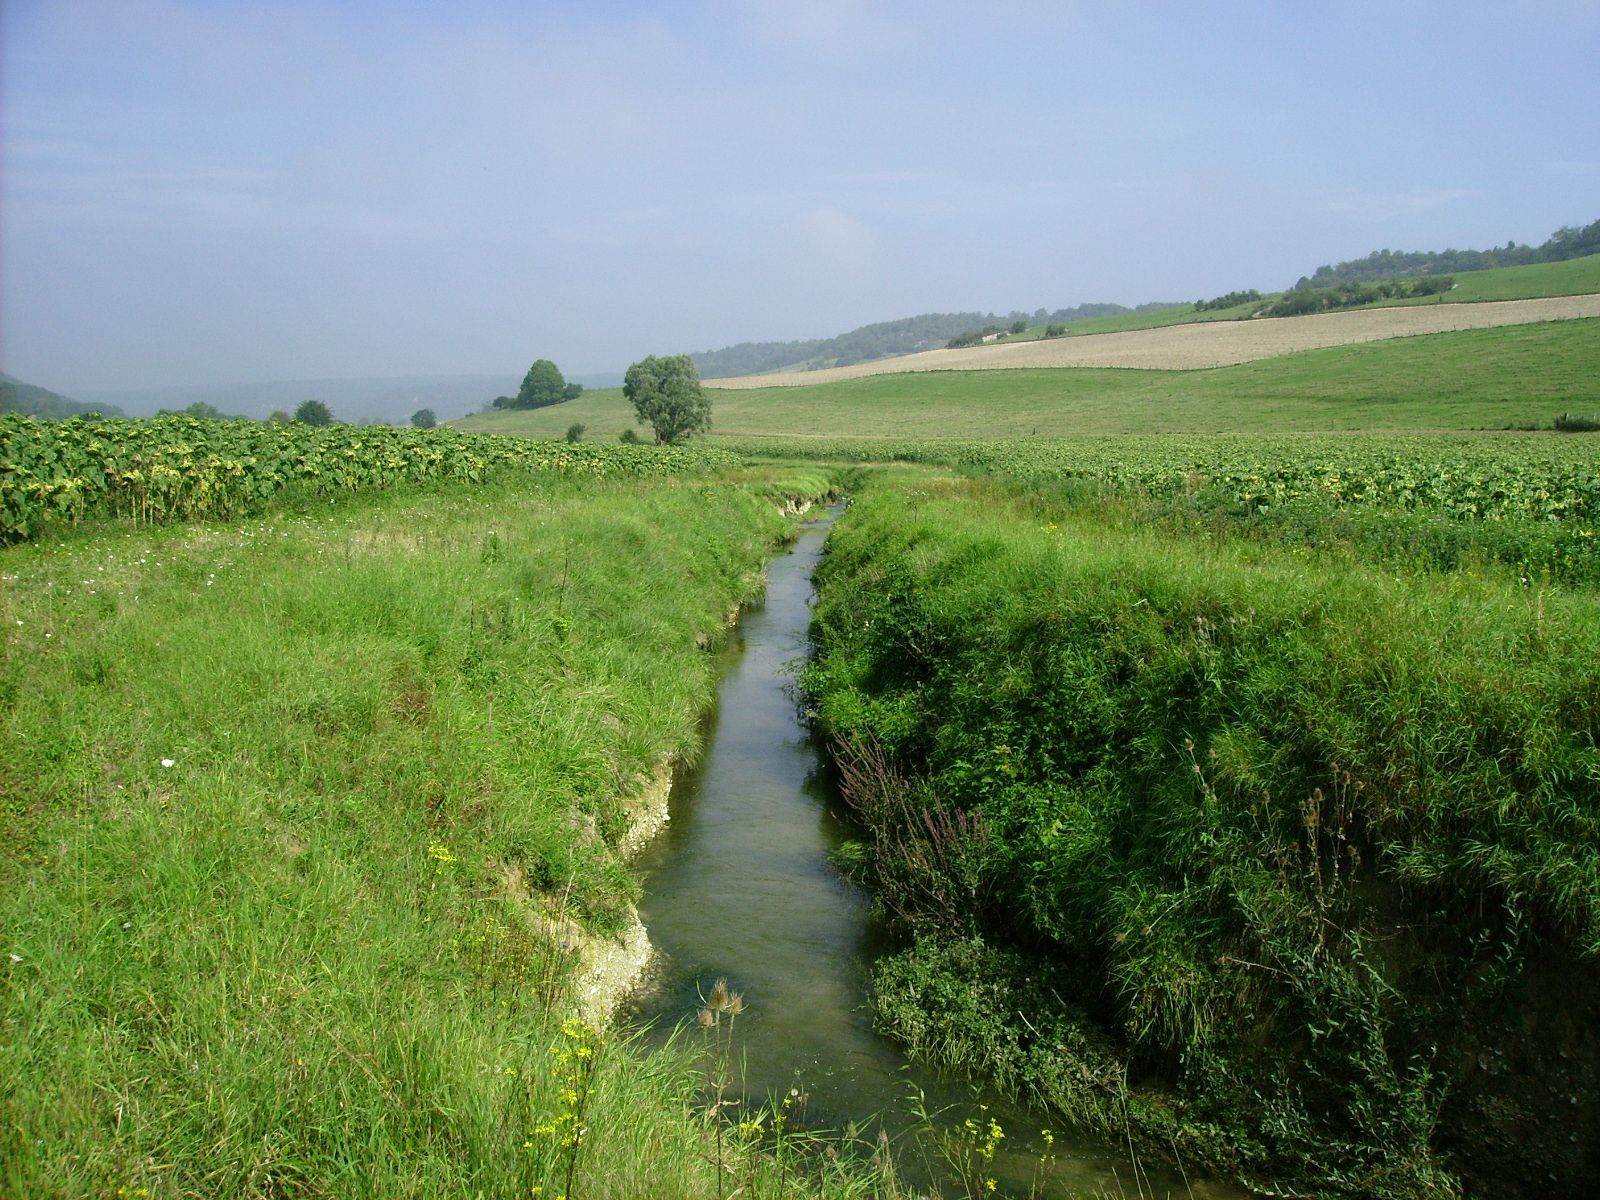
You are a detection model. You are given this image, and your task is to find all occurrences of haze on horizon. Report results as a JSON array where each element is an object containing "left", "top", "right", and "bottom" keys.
[{"left": 3, "top": 0, "right": 1598, "bottom": 398}]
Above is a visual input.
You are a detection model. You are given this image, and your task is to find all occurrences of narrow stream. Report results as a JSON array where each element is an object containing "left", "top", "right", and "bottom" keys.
[{"left": 626, "top": 507, "right": 1241, "bottom": 1198}]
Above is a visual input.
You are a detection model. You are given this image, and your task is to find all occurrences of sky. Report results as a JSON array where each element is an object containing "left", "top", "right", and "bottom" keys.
[{"left": 3, "top": 0, "right": 1598, "bottom": 395}]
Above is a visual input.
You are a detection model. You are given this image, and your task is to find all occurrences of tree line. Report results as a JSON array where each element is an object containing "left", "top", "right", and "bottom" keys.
[
  {"left": 1264, "top": 275, "right": 1455, "bottom": 317},
  {"left": 690, "top": 302, "right": 1178, "bottom": 378},
  {"left": 1293, "top": 217, "right": 1600, "bottom": 290}
]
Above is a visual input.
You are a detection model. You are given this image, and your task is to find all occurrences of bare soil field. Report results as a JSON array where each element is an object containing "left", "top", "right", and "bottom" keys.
[{"left": 704, "top": 294, "right": 1600, "bottom": 388}]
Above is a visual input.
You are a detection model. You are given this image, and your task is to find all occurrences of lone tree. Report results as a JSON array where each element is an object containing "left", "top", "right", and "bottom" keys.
[
  {"left": 411, "top": 408, "right": 437, "bottom": 429},
  {"left": 623, "top": 353, "right": 710, "bottom": 444},
  {"left": 516, "top": 359, "right": 567, "bottom": 409},
  {"left": 294, "top": 399, "right": 334, "bottom": 426}
]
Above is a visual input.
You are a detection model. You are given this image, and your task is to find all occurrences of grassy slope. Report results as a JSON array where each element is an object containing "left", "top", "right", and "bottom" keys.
[
  {"left": 458, "top": 320, "right": 1600, "bottom": 440},
  {"left": 941, "top": 254, "right": 1600, "bottom": 346},
  {"left": 805, "top": 472, "right": 1600, "bottom": 1196},
  {"left": 0, "top": 471, "right": 897, "bottom": 1200}
]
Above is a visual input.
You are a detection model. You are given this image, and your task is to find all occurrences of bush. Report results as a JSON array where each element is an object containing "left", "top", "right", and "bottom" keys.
[{"left": 565, "top": 423, "right": 586, "bottom": 443}]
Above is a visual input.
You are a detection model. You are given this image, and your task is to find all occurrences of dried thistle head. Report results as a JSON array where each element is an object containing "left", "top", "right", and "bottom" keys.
[
  {"left": 697, "top": 1007, "right": 717, "bottom": 1028},
  {"left": 708, "top": 978, "right": 731, "bottom": 1011}
]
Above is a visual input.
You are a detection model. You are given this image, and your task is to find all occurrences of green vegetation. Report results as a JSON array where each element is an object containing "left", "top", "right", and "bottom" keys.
[
  {"left": 691, "top": 304, "right": 1176, "bottom": 379},
  {"left": 154, "top": 400, "right": 248, "bottom": 421},
  {"left": 953, "top": 253, "right": 1600, "bottom": 347},
  {"left": 624, "top": 353, "right": 712, "bottom": 444},
  {"left": 493, "top": 359, "right": 584, "bottom": 411},
  {"left": 412, "top": 407, "right": 438, "bottom": 429},
  {"left": 1194, "top": 289, "right": 1261, "bottom": 312},
  {"left": 1386, "top": 252, "right": 1600, "bottom": 305},
  {"left": 0, "top": 412, "right": 737, "bottom": 541},
  {"left": 1294, "top": 217, "right": 1600, "bottom": 289},
  {"left": 456, "top": 320, "right": 1600, "bottom": 442},
  {"left": 0, "top": 456, "right": 923, "bottom": 1198},
  {"left": 747, "top": 433, "right": 1600, "bottom": 584},
  {"left": 1, "top": 372, "right": 125, "bottom": 421},
  {"left": 1262, "top": 274, "right": 1455, "bottom": 317},
  {"left": 803, "top": 458, "right": 1600, "bottom": 1197},
  {"left": 294, "top": 398, "right": 334, "bottom": 425}
]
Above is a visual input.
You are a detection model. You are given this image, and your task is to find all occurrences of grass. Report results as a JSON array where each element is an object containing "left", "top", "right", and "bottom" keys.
[
  {"left": 0, "top": 469, "right": 915, "bottom": 1199},
  {"left": 1384, "top": 252, "right": 1600, "bottom": 305},
  {"left": 456, "top": 320, "right": 1600, "bottom": 441},
  {"left": 914, "top": 255, "right": 1600, "bottom": 348},
  {"left": 802, "top": 468, "right": 1600, "bottom": 1197}
]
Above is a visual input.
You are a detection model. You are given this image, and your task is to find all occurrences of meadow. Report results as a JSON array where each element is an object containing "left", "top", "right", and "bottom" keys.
[
  {"left": 457, "top": 317, "right": 1600, "bottom": 441},
  {"left": 986, "top": 252, "right": 1600, "bottom": 341},
  {"left": 0, "top": 449, "right": 916, "bottom": 1199}
]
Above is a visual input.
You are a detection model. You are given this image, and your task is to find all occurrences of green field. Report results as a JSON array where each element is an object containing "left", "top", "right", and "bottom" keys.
[
  {"left": 916, "top": 254, "right": 1600, "bottom": 347},
  {"left": 0, "top": 460, "right": 917, "bottom": 1199},
  {"left": 457, "top": 318, "right": 1600, "bottom": 441}
]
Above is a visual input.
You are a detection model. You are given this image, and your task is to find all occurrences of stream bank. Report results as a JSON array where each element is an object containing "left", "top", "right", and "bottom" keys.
[{"left": 620, "top": 506, "right": 1243, "bottom": 1197}]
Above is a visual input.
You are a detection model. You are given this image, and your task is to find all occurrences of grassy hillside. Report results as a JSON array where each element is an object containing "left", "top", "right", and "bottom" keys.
[
  {"left": 0, "top": 373, "right": 124, "bottom": 420},
  {"left": 977, "top": 253, "right": 1600, "bottom": 345},
  {"left": 458, "top": 319, "right": 1600, "bottom": 440}
]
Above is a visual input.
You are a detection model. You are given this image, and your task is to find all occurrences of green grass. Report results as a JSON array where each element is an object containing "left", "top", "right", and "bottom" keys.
[
  {"left": 456, "top": 389, "right": 643, "bottom": 440},
  {"left": 1385, "top": 253, "right": 1600, "bottom": 304},
  {"left": 457, "top": 320, "right": 1600, "bottom": 442},
  {"left": 804, "top": 469, "right": 1600, "bottom": 1197},
  {"left": 949, "top": 256, "right": 1600, "bottom": 347},
  {"left": 0, "top": 470, "right": 909, "bottom": 1199}
]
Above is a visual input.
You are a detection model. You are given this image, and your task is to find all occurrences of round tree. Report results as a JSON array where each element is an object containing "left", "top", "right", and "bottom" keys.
[
  {"left": 516, "top": 359, "right": 567, "bottom": 409},
  {"left": 411, "top": 408, "right": 437, "bottom": 429},
  {"left": 623, "top": 354, "right": 710, "bottom": 445},
  {"left": 294, "top": 399, "right": 334, "bottom": 426}
]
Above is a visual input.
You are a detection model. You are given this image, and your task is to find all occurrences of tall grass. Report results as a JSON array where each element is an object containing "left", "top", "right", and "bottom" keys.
[
  {"left": 0, "top": 471, "right": 899, "bottom": 1199},
  {"left": 803, "top": 473, "right": 1600, "bottom": 1197}
]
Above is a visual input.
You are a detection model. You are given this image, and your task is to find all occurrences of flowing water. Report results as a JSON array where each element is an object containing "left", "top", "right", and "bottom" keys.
[{"left": 626, "top": 507, "right": 1243, "bottom": 1198}]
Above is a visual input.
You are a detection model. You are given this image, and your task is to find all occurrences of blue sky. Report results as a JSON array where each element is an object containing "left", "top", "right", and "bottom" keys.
[{"left": 4, "top": 0, "right": 1598, "bottom": 393}]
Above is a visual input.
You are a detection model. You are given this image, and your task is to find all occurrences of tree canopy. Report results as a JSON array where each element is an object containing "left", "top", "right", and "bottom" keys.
[
  {"left": 623, "top": 354, "right": 710, "bottom": 445},
  {"left": 517, "top": 360, "right": 567, "bottom": 409},
  {"left": 411, "top": 408, "right": 437, "bottom": 429},
  {"left": 294, "top": 400, "right": 334, "bottom": 426},
  {"left": 1293, "top": 217, "right": 1599, "bottom": 290}
]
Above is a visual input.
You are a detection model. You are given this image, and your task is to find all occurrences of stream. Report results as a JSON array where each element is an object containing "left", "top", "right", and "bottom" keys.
[{"left": 625, "top": 506, "right": 1242, "bottom": 1198}]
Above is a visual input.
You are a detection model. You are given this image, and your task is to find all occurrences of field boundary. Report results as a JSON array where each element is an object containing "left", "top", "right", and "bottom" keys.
[{"left": 705, "top": 293, "right": 1600, "bottom": 387}]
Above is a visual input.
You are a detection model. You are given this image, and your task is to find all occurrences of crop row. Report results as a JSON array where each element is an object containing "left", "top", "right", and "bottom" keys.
[
  {"left": 1, "top": 413, "right": 739, "bottom": 540},
  {"left": 721, "top": 433, "right": 1600, "bottom": 524}
]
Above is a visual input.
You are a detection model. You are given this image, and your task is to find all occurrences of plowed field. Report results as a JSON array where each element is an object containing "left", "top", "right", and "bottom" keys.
[{"left": 704, "top": 294, "right": 1600, "bottom": 388}]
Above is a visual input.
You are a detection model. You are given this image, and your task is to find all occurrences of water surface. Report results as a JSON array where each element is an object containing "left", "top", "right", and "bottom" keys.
[{"left": 627, "top": 508, "right": 1242, "bottom": 1197}]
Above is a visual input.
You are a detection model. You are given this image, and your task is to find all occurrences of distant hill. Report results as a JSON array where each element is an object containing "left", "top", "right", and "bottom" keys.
[
  {"left": 691, "top": 303, "right": 1175, "bottom": 379},
  {"left": 0, "top": 372, "right": 125, "bottom": 419},
  {"left": 1294, "top": 218, "right": 1600, "bottom": 290},
  {"left": 78, "top": 374, "right": 523, "bottom": 425}
]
